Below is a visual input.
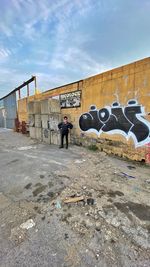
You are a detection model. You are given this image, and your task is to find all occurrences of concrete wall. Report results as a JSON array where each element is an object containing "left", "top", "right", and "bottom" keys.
[{"left": 18, "top": 57, "right": 150, "bottom": 161}]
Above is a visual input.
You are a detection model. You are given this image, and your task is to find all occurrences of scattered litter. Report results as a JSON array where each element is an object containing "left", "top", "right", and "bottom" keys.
[
  {"left": 120, "top": 172, "right": 136, "bottom": 179},
  {"left": 82, "top": 186, "right": 87, "bottom": 190},
  {"left": 64, "top": 196, "right": 84, "bottom": 204},
  {"left": 64, "top": 233, "right": 69, "bottom": 239},
  {"left": 75, "top": 159, "right": 86, "bottom": 164},
  {"left": 56, "top": 200, "right": 61, "bottom": 209},
  {"left": 20, "top": 219, "right": 35, "bottom": 230},
  {"left": 87, "top": 198, "right": 95, "bottom": 205},
  {"left": 41, "top": 216, "right": 45, "bottom": 220},
  {"left": 40, "top": 174, "right": 45, "bottom": 179},
  {"left": 145, "top": 179, "right": 150, "bottom": 184}
]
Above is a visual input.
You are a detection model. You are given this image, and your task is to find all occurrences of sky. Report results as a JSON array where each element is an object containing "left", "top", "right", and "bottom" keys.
[{"left": 0, "top": 0, "right": 150, "bottom": 98}]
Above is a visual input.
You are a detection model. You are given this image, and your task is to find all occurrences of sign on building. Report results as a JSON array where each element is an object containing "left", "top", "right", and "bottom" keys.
[{"left": 60, "top": 90, "right": 81, "bottom": 108}]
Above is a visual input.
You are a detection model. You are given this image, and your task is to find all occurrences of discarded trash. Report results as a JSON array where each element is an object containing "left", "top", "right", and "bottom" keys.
[
  {"left": 20, "top": 219, "right": 35, "bottom": 230},
  {"left": 18, "top": 146, "right": 35, "bottom": 151},
  {"left": 120, "top": 172, "right": 136, "bottom": 179},
  {"left": 87, "top": 198, "right": 95, "bottom": 205},
  {"left": 56, "top": 200, "right": 61, "bottom": 209},
  {"left": 145, "top": 179, "right": 150, "bottom": 184},
  {"left": 75, "top": 159, "right": 86, "bottom": 164},
  {"left": 64, "top": 196, "right": 84, "bottom": 204},
  {"left": 127, "top": 165, "right": 136, "bottom": 170},
  {"left": 64, "top": 233, "right": 69, "bottom": 239}
]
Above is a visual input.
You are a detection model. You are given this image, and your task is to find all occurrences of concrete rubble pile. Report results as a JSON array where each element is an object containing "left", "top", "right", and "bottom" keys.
[{"left": 28, "top": 99, "right": 61, "bottom": 145}]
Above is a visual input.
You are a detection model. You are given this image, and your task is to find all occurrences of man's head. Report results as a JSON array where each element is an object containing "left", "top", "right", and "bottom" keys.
[{"left": 64, "top": 116, "right": 68, "bottom": 123}]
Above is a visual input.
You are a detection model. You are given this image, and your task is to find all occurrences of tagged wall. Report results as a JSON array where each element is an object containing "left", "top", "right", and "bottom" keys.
[{"left": 18, "top": 57, "right": 150, "bottom": 161}]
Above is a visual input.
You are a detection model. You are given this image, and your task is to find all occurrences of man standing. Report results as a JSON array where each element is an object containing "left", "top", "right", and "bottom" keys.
[{"left": 58, "top": 116, "right": 73, "bottom": 149}]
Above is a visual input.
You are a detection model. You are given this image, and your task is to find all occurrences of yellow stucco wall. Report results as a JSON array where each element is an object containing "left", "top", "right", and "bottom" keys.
[{"left": 18, "top": 57, "right": 150, "bottom": 161}]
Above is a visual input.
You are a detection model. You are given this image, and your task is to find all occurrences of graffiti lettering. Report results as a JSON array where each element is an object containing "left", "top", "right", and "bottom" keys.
[{"left": 79, "top": 100, "right": 150, "bottom": 147}]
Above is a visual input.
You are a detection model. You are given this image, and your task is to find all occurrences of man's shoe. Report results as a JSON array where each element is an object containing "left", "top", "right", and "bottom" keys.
[
  {"left": 59, "top": 146, "right": 63, "bottom": 149},
  {"left": 66, "top": 146, "right": 68, "bottom": 149}
]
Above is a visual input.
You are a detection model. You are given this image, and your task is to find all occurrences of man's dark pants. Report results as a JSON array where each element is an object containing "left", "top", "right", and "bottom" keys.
[{"left": 60, "top": 133, "right": 68, "bottom": 148}]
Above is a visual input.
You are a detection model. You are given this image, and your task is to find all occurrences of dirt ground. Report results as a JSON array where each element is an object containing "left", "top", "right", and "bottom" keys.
[{"left": 0, "top": 129, "right": 150, "bottom": 267}]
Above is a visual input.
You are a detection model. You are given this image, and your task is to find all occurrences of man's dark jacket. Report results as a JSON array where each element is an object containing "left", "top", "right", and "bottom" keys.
[{"left": 58, "top": 122, "right": 73, "bottom": 134}]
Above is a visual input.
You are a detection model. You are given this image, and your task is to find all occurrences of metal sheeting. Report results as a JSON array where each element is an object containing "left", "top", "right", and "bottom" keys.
[
  {"left": 1, "top": 92, "right": 17, "bottom": 129},
  {"left": 0, "top": 108, "right": 5, "bottom": 128}
]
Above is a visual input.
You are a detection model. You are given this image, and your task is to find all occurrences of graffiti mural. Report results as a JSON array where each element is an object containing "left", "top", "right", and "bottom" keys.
[{"left": 79, "top": 100, "right": 150, "bottom": 147}]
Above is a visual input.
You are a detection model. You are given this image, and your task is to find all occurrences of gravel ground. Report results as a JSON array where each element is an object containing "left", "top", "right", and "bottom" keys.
[{"left": 0, "top": 129, "right": 150, "bottom": 267}]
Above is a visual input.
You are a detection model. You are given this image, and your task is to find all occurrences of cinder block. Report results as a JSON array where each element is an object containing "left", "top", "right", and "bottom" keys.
[
  {"left": 41, "top": 99, "right": 60, "bottom": 114},
  {"left": 51, "top": 130, "right": 60, "bottom": 145},
  {"left": 28, "top": 115, "right": 35, "bottom": 127},
  {"left": 41, "top": 114, "right": 49, "bottom": 129},
  {"left": 35, "top": 114, "right": 41, "bottom": 127},
  {"left": 35, "top": 127, "right": 42, "bottom": 141},
  {"left": 29, "top": 126, "right": 36, "bottom": 138},
  {"left": 48, "top": 113, "right": 61, "bottom": 131},
  {"left": 42, "top": 128, "right": 51, "bottom": 144}
]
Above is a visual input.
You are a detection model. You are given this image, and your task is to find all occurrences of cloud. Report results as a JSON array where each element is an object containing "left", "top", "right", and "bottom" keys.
[
  {"left": 0, "top": 0, "right": 150, "bottom": 98},
  {"left": 0, "top": 48, "right": 12, "bottom": 58}
]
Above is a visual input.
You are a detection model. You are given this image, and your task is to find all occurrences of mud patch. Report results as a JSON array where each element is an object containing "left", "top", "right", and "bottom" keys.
[
  {"left": 24, "top": 183, "right": 32, "bottom": 189},
  {"left": 32, "top": 185, "right": 47, "bottom": 196},
  {"left": 114, "top": 201, "right": 150, "bottom": 221}
]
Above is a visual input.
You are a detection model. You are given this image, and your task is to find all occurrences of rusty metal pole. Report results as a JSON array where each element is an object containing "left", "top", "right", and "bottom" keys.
[
  {"left": 27, "top": 84, "right": 29, "bottom": 97},
  {"left": 34, "top": 76, "right": 37, "bottom": 94},
  {"left": 18, "top": 89, "right": 21, "bottom": 99}
]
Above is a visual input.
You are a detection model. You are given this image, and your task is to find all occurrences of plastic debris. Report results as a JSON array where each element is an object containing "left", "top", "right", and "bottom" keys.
[
  {"left": 87, "top": 198, "right": 95, "bottom": 205},
  {"left": 20, "top": 219, "right": 35, "bottom": 230},
  {"left": 64, "top": 196, "right": 84, "bottom": 204},
  {"left": 56, "top": 200, "right": 61, "bottom": 209},
  {"left": 75, "top": 159, "right": 86, "bottom": 164},
  {"left": 120, "top": 172, "right": 136, "bottom": 179}
]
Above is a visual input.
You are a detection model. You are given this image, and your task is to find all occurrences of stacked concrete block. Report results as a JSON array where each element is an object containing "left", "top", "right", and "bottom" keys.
[
  {"left": 42, "top": 128, "right": 51, "bottom": 144},
  {"left": 48, "top": 113, "right": 61, "bottom": 131},
  {"left": 51, "top": 130, "right": 60, "bottom": 145},
  {"left": 35, "top": 127, "right": 42, "bottom": 141},
  {"left": 41, "top": 99, "right": 60, "bottom": 114},
  {"left": 29, "top": 126, "right": 36, "bottom": 139},
  {"left": 28, "top": 98, "right": 61, "bottom": 144},
  {"left": 28, "top": 114, "right": 35, "bottom": 127},
  {"left": 41, "top": 114, "right": 49, "bottom": 129},
  {"left": 40, "top": 98, "right": 61, "bottom": 145},
  {"left": 35, "top": 114, "right": 41, "bottom": 128},
  {"left": 28, "top": 101, "right": 42, "bottom": 141}
]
